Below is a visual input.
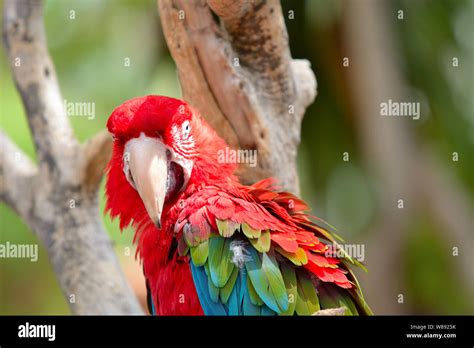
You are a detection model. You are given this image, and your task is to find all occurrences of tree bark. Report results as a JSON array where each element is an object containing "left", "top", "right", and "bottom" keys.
[
  {"left": 1, "top": 0, "right": 142, "bottom": 314},
  {"left": 157, "top": 0, "right": 317, "bottom": 194}
]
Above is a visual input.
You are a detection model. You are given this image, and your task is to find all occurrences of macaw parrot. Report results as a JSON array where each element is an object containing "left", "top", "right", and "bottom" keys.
[{"left": 105, "top": 95, "right": 372, "bottom": 316}]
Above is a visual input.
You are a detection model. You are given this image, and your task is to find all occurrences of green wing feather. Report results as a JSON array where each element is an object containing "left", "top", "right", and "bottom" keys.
[
  {"left": 346, "top": 268, "right": 373, "bottom": 315},
  {"left": 318, "top": 283, "right": 360, "bottom": 315},
  {"left": 279, "top": 262, "right": 298, "bottom": 316},
  {"left": 247, "top": 273, "right": 264, "bottom": 306},
  {"left": 245, "top": 247, "right": 288, "bottom": 313},
  {"left": 208, "top": 275, "right": 220, "bottom": 303},
  {"left": 261, "top": 252, "right": 289, "bottom": 312},
  {"left": 208, "top": 236, "right": 235, "bottom": 288},
  {"left": 295, "top": 269, "right": 320, "bottom": 315},
  {"left": 220, "top": 266, "right": 240, "bottom": 304},
  {"left": 190, "top": 240, "right": 209, "bottom": 266}
]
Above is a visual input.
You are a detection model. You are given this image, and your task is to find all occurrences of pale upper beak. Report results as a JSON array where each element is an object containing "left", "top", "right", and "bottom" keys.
[{"left": 124, "top": 135, "right": 168, "bottom": 229}]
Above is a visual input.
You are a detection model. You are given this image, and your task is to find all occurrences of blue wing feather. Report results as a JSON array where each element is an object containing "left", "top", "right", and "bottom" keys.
[
  {"left": 241, "top": 270, "right": 261, "bottom": 315},
  {"left": 190, "top": 262, "right": 227, "bottom": 315},
  {"left": 227, "top": 274, "right": 241, "bottom": 316}
]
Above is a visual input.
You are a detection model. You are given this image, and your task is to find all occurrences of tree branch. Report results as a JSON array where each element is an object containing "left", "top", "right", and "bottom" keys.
[
  {"left": 158, "top": 0, "right": 316, "bottom": 194},
  {"left": 2, "top": 0, "right": 141, "bottom": 314},
  {"left": 207, "top": 0, "right": 295, "bottom": 100},
  {"left": 81, "top": 130, "right": 113, "bottom": 193},
  {"left": 3, "top": 0, "right": 79, "bottom": 182},
  {"left": 0, "top": 130, "right": 38, "bottom": 224},
  {"left": 313, "top": 307, "right": 346, "bottom": 316}
]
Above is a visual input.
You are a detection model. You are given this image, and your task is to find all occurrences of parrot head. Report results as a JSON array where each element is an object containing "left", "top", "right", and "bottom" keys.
[{"left": 105, "top": 95, "right": 236, "bottom": 230}]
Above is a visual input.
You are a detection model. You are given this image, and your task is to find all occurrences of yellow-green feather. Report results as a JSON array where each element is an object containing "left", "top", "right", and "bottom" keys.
[
  {"left": 216, "top": 219, "right": 239, "bottom": 238},
  {"left": 190, "top": 240, "right": 209, "bottom": 266},
  {"left": 295, "top": 270, "right": 320, "bottom": 315},
  {"left": 279, "top": 262, "right": 297, "bottom": 316},
  {"left": 208, "top": 236, "right": 235, "bottom": 287},
  {"left": 241, "top": 223, "right": 261, "bottom": 239},
  {"left": 249, "top": 230, "right": 271, "bottom": 253}
]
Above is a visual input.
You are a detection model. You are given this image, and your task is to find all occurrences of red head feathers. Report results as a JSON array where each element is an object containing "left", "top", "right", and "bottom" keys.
[{"left": 105, "top": 95, "right": 237, "bottom": 231}]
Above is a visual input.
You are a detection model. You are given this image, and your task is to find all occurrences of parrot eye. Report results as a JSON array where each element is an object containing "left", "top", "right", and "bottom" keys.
[{"left": 182, "top": 121, "right": 191, "bottom": 139}]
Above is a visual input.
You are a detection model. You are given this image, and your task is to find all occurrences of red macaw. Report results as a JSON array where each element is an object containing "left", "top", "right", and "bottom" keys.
[{"left": 105, "top": 95, "right": 372, "bottom": 316}]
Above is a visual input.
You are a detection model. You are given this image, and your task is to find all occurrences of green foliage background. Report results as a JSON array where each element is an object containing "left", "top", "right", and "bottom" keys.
[{"left": 0, "top": 0, "right": 472, "bottom": 314}]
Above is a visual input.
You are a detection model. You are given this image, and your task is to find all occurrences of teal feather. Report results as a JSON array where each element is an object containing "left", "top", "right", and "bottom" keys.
[
  {"left": 241, "top": 269, "right": 260, "bottom": 315},
  {"left": 245, "top": 247, "right": 280, "bottom": 312},
  {"left": 261, "top": 305, "right": 276, "bottom": 316},
  {"left": 190, "top": 262, "right": 226, "bottom": 315},
  {"left": 227, "top": 274, "right": 241, "bottom": 316}
]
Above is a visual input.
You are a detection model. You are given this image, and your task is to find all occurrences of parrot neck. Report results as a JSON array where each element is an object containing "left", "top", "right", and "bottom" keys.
[{"left": 189, "top": 150, "right": 238, "bottom": 186}]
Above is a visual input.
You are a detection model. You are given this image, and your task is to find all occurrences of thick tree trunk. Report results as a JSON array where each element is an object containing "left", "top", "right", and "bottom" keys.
[{"left": 158, "top": 0, "right": 317, "bottom": 194}]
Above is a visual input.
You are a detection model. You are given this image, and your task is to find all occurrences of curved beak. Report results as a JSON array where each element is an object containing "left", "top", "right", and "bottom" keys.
[{"left": 125, "top": 136, "right": 168, "bottom": 229}]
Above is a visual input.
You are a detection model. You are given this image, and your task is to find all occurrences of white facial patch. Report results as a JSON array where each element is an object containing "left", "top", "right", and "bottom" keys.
[{"left": 182, "top": 120, "right": 191, "bottom": 139}]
